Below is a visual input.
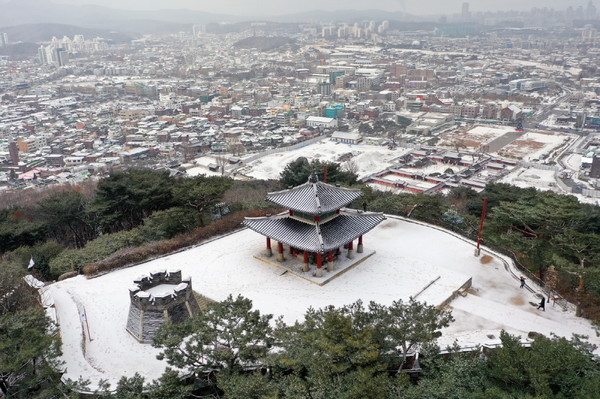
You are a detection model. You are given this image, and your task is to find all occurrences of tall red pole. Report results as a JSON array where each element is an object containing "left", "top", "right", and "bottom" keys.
[
  {"left": 266, "top": 237, "right": 272, "bottom": 257},
  {"left": 476, "top": 197, "right": 488, "bottom": 252},
  {"left": 323, "top": 164, "right": 327, "bottom": 183}
]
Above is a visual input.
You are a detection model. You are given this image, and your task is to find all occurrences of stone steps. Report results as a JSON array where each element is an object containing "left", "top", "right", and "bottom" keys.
[{"left": 193, "top": 292, "right": 216, "bottom": 311}]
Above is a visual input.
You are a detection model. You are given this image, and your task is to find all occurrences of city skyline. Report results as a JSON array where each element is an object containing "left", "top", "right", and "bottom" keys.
[{"left": 47, "top": 0, "right": 598, "bottom": 17}]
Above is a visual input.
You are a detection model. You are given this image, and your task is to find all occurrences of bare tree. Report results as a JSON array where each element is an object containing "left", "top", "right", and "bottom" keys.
[
  {"left": 453, "top": 138, "right": 466, "bottom": 153},
  {"left": 227, "top": 143, "right": 245, "bottom": 156},
  {"left": 216, "top": 155, "right": 228, "bottom": 176},
  {"left": 344, "top": 159, "right": 359, "bottom": 176}
]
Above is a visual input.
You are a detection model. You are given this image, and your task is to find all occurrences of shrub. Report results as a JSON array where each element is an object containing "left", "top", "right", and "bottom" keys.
[
  {"left": 138, "top": 207, "right": 200, "bottom": 241},
  {"left": 2, "top": 241, "right": 65, "bottom": 280},
  {"left": 58, "top": 271, "right": 78, "bottom": 281},
  {"left": 82, "top": 209, "right": 280, "bottom": 276},
  {"left": 50, "top": 228, "right": 144, "bottom": 277}
]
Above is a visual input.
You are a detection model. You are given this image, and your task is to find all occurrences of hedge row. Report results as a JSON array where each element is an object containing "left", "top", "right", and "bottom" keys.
[
  {"left": 81, "top": 209, "right": 280, "bottom": 276},
  {"left": 49, "top": 229, "right": 145, "bottom": 278}
]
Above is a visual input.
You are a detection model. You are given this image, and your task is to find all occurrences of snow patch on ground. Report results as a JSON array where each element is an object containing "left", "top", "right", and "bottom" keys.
[
  {"left": 238, "top": 139, "right": 409, "bottom": 180},
  {"left": 498, "top": 131, "right": 570, "bottom": 160},
  {"left": 439, "top": 125, "right": 514, "bottom": 149},
  {"left": 500, "top": 167, "right": 559, "bottom": 191},
  {"left": 47, "top": 217, "right": 600, "bottom": 390}
]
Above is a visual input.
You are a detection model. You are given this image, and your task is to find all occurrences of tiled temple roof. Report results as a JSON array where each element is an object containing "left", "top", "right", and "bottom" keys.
[
  {"left": 266, "top": 174, "right": 362, "bottom": 215},
  {"left": 243, "top": 209, "right": 386, "bottom": 253}
]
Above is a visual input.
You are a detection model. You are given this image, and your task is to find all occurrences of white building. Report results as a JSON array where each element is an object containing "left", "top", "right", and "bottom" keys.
[
  {"left": 305, "top": 116, "right": 338, "bottom": 129},
  {"left": 331, "top": 131, "right": 362, "bottom": 144}
]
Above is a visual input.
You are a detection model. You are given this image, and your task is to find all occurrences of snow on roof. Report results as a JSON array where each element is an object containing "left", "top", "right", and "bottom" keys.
[
  {"left": 244, "top": 211, "right": 385, "bottom": 252},
  {"left": 306, "top": 116, "right": 335, "bottom": 123},
  {"left": 45, "top": 217, "right": 600, "bottom": 390},
  {"left": 331, "top": 131, "right": 361, "bottom": 140},
  {"left": 508, "top": 104, "right": 522, "bottom": 113},
  {"left": 266, "top": 179, "right": 362, "bottom": 215}
]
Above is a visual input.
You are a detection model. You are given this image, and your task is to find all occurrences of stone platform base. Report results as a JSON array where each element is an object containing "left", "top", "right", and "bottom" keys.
[{"left": 254, "top": 249, "right": 376, "bottom": 286}]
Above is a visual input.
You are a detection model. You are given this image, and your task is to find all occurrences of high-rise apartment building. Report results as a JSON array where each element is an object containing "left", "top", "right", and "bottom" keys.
[
  {"left": 38, "top": 44, "right": 69, "bottom": 66},
  {"left": 192, "top": 24, "right": 206, "bottom": 37},
  {"left": 461, "top": 2, "right": 471, "bottom": 21},
  {"left": 0, "top": 32, "right": 8, "bottom": 47}
]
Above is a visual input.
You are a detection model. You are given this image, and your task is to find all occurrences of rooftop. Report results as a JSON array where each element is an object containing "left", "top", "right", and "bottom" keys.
[
  {"left": 265, "top": 174, "right": 363, "bottom": 215},
  {"left": 244, "top": 209, "right": 386, "bottom": 253}
]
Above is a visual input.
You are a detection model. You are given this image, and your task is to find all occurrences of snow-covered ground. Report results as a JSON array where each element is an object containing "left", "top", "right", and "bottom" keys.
[
  {"left": 498, "top": 131, "right": 570, "bottom": 160},
  {"left": 238, "top": 139, "right": 409, "bottom": 180},
  {"left": 46, "top": 217, "right": 600, "bottom": 390},
  {"left": 507, "top": 59, "right": 582, "bottom": 76},
  {"left": 500, "top": 167, "right": 559, "bottom": 191},
  {"left": 186, "top": 155, "right": 227, "bottom": 177},
  {"left": 439, "top": 125, "right": 515, "bottom": 149},
  {"left": 500, "top": 166, "right": 600, "bottom": 205},
  {"left": 540, "top": 114, "right": 576, "bottom": 131},
  {"left": 563, "top": 153, "right": 582, "bottom": 171}
]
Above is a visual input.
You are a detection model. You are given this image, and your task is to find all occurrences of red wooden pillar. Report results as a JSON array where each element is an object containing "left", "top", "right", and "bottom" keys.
[
  {"left": 347, "top": 240, "right": 354, "bottom": 259},
  {"left": 303, "top": 250, "right": 309, "bottom": 272},
  {"left": 316, "top": 252, "right": 323, "bottom": 277},
  {"left": 277, "top": 242, "right": 285, "bottom": 262},
  {"left": 327, "top": 251, "right": 334, "bottom": 271},
  {"left": 266, "top": 237, "right": 272, "bottom": 257},
  {"left": 357, "top": 235, "right": 364, "bottom": 253}
]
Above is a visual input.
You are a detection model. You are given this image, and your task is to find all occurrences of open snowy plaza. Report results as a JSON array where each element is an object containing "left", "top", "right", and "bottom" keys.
[
  {"left": 496, "top": 131, "right": 572, "bottom": 161},
  {"left": 439, "top": 125, "right": 517, "bottom": 150},
  {"left": 237, "top": 139, "right": 410, "bottom": 180},
  {"left": 44, "top": 216, "right": 600, "bottom": 390},
  {"left": 438, "top": 125, "right": 573, "bottom": 161}
]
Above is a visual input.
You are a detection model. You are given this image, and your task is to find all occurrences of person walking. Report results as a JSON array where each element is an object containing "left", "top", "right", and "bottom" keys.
[
  {"left": 537, "top": 296, "right": 546, "bottom": 311},
  {"left": 520, "top": 276, "right": 526, "bottom": 288}
]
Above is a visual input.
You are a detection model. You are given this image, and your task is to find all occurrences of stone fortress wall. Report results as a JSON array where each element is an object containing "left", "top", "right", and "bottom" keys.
[{"left": 126, "top": 269, "right": 200, "bottom": 343}]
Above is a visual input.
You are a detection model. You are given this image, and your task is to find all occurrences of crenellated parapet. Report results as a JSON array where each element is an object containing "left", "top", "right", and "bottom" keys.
[
  {"left": 134, "top": 269, "right": 184, "bottom": 291},
  {"left": 126, "top": 269, "right": 200, "bottom": 343},
  {"left": 128, "top": 270, "right": 194, "bottom": 310}
]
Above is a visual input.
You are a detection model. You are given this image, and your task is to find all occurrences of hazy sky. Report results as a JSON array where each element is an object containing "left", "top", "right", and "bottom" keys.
[{"left": 53, "top": 0, "right": 593, "bottom": 16}]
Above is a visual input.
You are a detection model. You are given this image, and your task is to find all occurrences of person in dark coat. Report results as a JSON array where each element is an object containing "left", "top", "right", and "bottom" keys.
[
  {"left": 520, "top": 276, "right": 526, "bottom": 288},
  {"left": 537, "top": 296, "right": 546, "bottom": 311}
]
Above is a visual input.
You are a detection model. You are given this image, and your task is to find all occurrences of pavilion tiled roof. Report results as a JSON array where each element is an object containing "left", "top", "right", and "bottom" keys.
[
  {"left": 243, "top": 209, "right": 386, "bottom": 253},
  {"left": 266, "top": 177, "right": 362, "bottom": 215}
]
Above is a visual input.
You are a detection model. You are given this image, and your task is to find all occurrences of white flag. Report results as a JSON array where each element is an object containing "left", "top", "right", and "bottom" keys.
[{"left": 28, "top": 257, "right": 35, "bottom": 269}]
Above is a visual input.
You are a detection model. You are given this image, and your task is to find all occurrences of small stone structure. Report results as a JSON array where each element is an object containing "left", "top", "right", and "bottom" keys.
[{"left": 126, "top": 270, "right": 200, "bottom": 343}]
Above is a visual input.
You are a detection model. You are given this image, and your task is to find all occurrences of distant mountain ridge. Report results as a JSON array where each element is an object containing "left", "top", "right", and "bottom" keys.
[
  {"left": 0, "top": 23, "right": 135, "bottom": 43},
  {"left": 267, "top": 9, "right": 415, "bottom": 23},
  {"left": 0, "top": 0, "right": 418, "bottom": 35},
  {"left": 0, "top": 0, "right": 233, "bottom": 32}
]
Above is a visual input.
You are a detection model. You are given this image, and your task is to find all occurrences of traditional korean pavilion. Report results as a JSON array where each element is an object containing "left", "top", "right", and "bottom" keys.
[{"left": 244, "top": 173, "right": 386, "bottom": 277}]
